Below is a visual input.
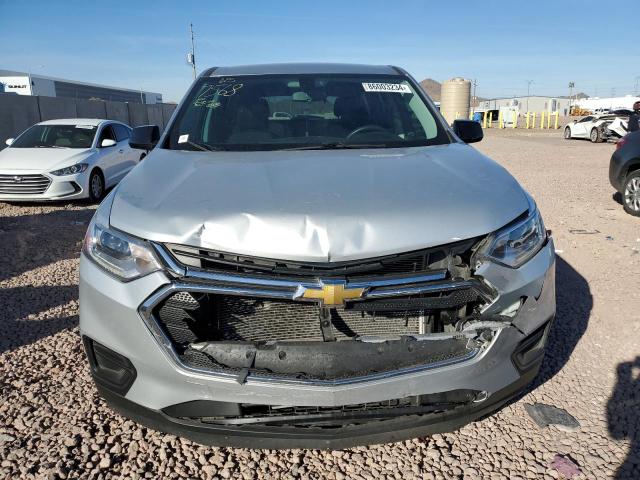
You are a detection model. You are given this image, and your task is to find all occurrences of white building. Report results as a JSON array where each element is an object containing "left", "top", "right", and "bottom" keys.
[
  {"left": 476, "top": 96, "right": 573, "bottom": 115},
  {"left": 0, "top": 69, "right": 162, "bottom": 104}
]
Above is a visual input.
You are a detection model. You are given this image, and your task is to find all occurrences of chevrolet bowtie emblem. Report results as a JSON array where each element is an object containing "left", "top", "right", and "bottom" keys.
[{"left": 298, "top": 281, "right": 365, "bottom": 307}]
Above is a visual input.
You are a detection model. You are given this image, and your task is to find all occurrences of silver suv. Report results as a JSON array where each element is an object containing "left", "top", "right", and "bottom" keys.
[{"left": 80, "top": 63, "right": 555, "bottom": 449}]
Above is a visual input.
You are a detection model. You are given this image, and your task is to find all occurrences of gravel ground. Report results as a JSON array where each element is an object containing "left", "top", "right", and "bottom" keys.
[{"left": 1, "top": 130, "right": 639, "bottom": 479}]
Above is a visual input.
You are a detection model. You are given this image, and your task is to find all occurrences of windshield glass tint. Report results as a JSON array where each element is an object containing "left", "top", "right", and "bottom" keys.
[
  {"left": 12, "top": 124, "right": 97, "bottom": 149},
  {"left": 166, "top": 75, "right": 448, "bottom": 151}
]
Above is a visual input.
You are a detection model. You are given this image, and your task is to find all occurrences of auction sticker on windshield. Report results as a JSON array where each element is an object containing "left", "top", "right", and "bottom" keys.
[{"left": 362, "top": 83, "right": 412, "bottom": 93}]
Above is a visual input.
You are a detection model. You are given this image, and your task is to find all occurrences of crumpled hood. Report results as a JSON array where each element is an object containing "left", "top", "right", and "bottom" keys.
[
  {"left": 0, "top": 147, "right": 94, "bottom": 172},
  {"left": 110, "top": 144, "right": 529, "bottom": 262}
]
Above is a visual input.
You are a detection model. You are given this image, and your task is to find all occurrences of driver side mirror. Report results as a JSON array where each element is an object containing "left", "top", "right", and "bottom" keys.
[
  {"left": 129, "top": 125, "right": 160, "bottom": 151},
  {"left": 452, "top": 119, "right": 483, "bottom": 144},
  {"left": 101, "top": 138, "right": 117, "bottom": 148},
  {"left": 5, "top": 138, "right": 14, "bottom": 146}
]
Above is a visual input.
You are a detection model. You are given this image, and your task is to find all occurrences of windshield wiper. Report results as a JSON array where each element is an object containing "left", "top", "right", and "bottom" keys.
[
  {"left": 179, "top": 141, "right": 227, "bottom": 152},
  {"left": 282, "top": 142, "right": 388, "bottom": 151}
]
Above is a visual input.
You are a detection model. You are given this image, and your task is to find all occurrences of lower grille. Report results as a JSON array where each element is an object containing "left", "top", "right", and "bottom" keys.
[
  {"left": 0, "top": 174, "right": 51, "bottom": 195},
  {"left": 164, "top": 389, "right": 480, "bottom": 427}
]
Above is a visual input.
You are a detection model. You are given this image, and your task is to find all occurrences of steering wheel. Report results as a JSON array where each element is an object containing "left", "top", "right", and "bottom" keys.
[{"left": 345, "top": 124, "right": 390, "bottom": 141}]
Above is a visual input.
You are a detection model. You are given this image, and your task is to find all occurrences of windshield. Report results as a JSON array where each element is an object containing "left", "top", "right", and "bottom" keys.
[
  {"left": 11, "top": 124, "right": 97, "bottom": 149},
  {"left": 166, "top": 74, "right": 449, "bottom": 151}
]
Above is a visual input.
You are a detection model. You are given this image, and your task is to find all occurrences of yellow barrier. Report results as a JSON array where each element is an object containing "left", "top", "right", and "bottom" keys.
[
  {"left": 525, "top": 112, "right": 530, "bottom": 129},
  {"left": 540, "top": 111, "right": 546, "bottom": 130},
  {"left": 532, "top": 112, "right": 536, "bottom": 129},
  {"left": 553, "top": 112, "right": 559, "bottom": 129},
  {"left": 512, "top": 111, "right": 517, "bottom": 129},
  {"left": 483, "top": 111, "right": 488, "bottom": 128},
  {"left": 498, "top": 110, "right": 503, "bottom": 129}
]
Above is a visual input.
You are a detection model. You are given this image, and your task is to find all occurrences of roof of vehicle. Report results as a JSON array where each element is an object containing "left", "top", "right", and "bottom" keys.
[
  {"left": 203, "top": 63, "right": 401, "bottom": 77},
  {"left": 593, "top": 114, "right": 623, "bottom": 120},
  {"left": 38, "top": 118, "right": 118, "bottom": 126}
]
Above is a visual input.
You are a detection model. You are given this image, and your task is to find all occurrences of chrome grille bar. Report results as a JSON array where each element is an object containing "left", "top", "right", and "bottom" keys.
[
  {"left": 151, "top": 243, "right": 493, "bottom": 303},
  {"left": 0, "top": 174, "right": 51, "bottom": 194}
]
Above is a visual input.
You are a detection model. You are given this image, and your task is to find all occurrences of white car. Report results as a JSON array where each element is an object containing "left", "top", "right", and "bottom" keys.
[
  {"left": 0, "top": 118, "right": 145, "bottom": 202},
  {"left": 564, "top": 114, "right": 628, "bottom": 143}
]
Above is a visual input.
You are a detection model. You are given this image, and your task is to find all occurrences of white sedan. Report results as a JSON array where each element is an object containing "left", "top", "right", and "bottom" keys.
[
  {"left": 563, "top": 114, "right": 628, "bottom": 143},
  {"left": 0, "top": 118, "right": 145, "bottom": 202}
]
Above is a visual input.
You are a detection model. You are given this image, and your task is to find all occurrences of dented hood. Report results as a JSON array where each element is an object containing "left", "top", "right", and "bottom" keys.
[{"left": 110, "top": 144, "right": 529, "bottom": 262}]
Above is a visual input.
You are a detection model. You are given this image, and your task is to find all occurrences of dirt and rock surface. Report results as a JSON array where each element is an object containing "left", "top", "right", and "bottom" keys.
[{"left": 1, "top": 130, "right": 638, "bottom": 479}]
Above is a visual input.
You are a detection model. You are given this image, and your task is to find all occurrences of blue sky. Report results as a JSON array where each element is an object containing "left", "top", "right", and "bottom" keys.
[{"left": 1, "top": 0, "right": 637, "bottom": 102}]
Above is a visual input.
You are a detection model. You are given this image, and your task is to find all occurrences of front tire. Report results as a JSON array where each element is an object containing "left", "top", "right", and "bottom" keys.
[
  {"left": 88, "top": 169, "right": 105, "bottom": 203},
  {"left": 564, "top": 127, "right": 572, "bottom": 139},
  {"left": 623, "top": 171, "right": 640, "bottom": 217},
  {"left": 590, "top": 127, "right": 602, "bottom": 143}
]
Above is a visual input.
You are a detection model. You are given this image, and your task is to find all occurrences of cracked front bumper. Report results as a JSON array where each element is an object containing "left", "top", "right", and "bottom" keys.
[{"left": 79, "top": 239, "right": 555, "bottom": 448}]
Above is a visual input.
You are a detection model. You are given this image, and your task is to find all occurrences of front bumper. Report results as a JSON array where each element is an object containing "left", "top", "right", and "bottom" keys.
[
  {"left": 79, "top": 239, "right": 555, "bottom": 448},
  {"left": 609, "top": 149, "right": 626, "bottom": 193},
  {"left": 91, "top": 362, "right": 541, "bottom": 449}
]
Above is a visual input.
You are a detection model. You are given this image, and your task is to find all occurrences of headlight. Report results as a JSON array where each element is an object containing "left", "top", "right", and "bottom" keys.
[
  {"left": 82, "top": 219, "right": 162, "bottom": 281},
  {"left": 480, "top": 209, "right": 547, "bottom": 268},
  {"left": 50, "top": 163, "right": 88, "bottom": 176}
]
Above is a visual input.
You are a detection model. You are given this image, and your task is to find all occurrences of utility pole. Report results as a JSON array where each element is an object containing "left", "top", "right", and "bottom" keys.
[
  {"left": 187, "top": 23, "right": 197, "bottom": 79},
  {"left": 568, "top": 82, "right": 574, "bottom": 114},
  {"left": 526, "top": 80, "right": 533, "bottom": 112}
]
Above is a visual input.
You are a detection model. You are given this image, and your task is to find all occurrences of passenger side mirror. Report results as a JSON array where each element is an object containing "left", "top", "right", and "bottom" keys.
[
  {"left": 5, "top": 138, "right": 14, "bottom": 146},
  {"left": 129, "top": 125, "right": 160, "bottom": 151},
  {"left": 101, "top": 139, "right": 117, "bottom": 148},
  {"left": 452, "top": 119, "right": 483, "bottom": 144}
]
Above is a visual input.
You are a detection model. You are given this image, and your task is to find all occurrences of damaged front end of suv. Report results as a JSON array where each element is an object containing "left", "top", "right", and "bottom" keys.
[{"left": 79, "top": 63, "right": 555, "bottom": 449}]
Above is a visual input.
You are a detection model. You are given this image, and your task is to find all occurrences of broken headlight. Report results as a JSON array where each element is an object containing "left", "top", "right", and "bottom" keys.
[
  {"left": 481, "top": 209, "right": 546, "bottom": 268},
  {"left": 82, "top": 199, "right": 162, "bottom": 281}
]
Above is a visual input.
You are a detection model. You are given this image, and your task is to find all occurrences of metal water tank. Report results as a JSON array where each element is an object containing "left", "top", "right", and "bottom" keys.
[{"left": 440, "top": 78, "right": 471, "bottom": 125}]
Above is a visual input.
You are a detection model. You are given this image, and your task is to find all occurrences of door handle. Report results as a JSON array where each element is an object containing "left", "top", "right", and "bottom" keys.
[{"left": 118, "top": 149, "right": 124, "bottom": 153}]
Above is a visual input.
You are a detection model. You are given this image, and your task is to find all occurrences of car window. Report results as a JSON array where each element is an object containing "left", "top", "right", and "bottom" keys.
[
  {"left": 98, "top": 125, "right": 116, "bottom": 143},
  {"left": 112, "top": 124, "right": 131, "bottom": 142},
  {"left": 165, "top": 74, "right": 449, "bottom": 152},
  {"left": 579, "top": 116, "right": 593, "bottom": 123},
  {"left": 10, "top": 124, "right": 97, "bottom": 149}
]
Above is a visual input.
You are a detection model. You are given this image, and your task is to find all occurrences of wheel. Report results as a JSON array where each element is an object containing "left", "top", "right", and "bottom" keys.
[
  {"left": 590, "top": 127, "right": 602, "bottom": 143},
  {"left": 622, "top": 171, "right": 640, "bottom": 216},
  {"left": 564, "top": 127, "right": 572, "bottom": 139},
  {"left": 88, "top": 169, "right": 105, "bottom": 203}
]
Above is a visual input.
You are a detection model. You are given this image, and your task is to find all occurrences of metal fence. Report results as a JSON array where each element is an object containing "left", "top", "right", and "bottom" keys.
[{"left": 0, "top": 94, "right": 177, "bottom": 150}]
